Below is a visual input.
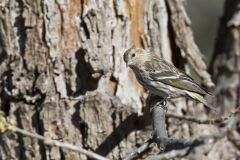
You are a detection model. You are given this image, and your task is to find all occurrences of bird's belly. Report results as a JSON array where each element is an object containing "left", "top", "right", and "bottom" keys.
[
  {"left": 134, "top": 70, "right": 186, "bottom": 98},
  {"left": 144, "top": 80, "right": 186, "bottom": 99}
]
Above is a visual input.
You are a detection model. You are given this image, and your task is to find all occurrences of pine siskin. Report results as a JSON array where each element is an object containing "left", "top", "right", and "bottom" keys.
[{"left": 123, "top": 48, "right": 214, "bottom": 110}]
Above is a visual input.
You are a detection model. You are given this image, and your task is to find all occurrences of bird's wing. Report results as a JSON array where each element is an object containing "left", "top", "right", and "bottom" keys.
[{"left": 144, "top": 60, "right": 209, "bottom": 95}]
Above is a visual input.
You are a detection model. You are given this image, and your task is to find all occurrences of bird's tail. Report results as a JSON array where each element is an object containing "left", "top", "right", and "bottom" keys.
[{"left": 186, "top": 92, "right": 217, "bottom": 114}]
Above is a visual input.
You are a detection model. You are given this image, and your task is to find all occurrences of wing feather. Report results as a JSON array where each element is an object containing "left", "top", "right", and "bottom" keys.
[{"left": 144, "top": 60, "right": 209, "bottom": 95}]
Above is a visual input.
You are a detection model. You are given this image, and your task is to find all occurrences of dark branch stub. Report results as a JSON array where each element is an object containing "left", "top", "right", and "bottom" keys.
[
  {"left": 122, "top": 94, "right": 237, "bottom": 160},
  {"left": 148, "top": 94, "right": 197, "bottom": 151},
  {"left": 148, "top": 95, "right": 168, "bottom": 150},
  {"left": 123, "top": 95, "right": 197, "bottom": 160}
]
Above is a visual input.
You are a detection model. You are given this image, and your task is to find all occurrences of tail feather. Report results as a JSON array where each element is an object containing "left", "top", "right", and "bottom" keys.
[{"left": 186, "top": 92, "right": 217, "bottom": 114}]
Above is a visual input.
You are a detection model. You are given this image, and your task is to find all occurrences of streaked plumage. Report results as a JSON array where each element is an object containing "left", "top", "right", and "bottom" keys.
[{"left": 123, "top": 48, "right": 213, "bottom": 110}]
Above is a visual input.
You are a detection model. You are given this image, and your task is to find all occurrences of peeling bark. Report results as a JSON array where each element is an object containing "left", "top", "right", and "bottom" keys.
[
  {"left": 0, "top": 0, "right": 165, "bottom": 159},
  {"left": 0, "top": 0, "right": 239, "bottom": 159}
]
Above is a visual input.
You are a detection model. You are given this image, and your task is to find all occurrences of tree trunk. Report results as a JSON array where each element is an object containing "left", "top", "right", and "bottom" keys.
[
  {"left": 0, "top": 0, "right": 239, "bottom": 159},
  {"left": 210, "top": 0, "right": 240, "bottom": 156},
  {"left": 211, "top": 0, "right": 240, "bottom": 114}
]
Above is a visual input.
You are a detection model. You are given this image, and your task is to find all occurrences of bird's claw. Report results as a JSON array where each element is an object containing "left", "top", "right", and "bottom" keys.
[{"left": 150, "top": 99, "right": 168, "bottom": 112}]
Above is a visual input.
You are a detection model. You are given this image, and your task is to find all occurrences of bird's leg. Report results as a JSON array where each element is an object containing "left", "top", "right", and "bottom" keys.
[
  {"left": 161, "top": 99, "right": 168, "bottom": 112},
  {"left": 150, "top": 97, "right": 168, "bottom": 112}
]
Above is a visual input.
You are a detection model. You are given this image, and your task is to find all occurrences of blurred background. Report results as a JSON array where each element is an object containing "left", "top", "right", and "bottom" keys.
[{"left": 186, "top": 0, "right": 225, "bottom": 65}]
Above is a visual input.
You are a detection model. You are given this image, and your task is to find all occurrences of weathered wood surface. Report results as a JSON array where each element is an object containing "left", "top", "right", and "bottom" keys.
[{"left": 0, "top": 0, "right": 239, "bottom": 159}]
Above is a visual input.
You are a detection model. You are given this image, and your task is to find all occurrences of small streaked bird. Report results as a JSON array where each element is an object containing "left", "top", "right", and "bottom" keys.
[{"left": 123, "top": 48, "right": 214, "bottom": 110}]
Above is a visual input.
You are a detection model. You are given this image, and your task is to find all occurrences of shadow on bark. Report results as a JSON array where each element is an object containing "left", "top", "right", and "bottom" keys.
[
  {"left": 73, "top": 48, "right": 101, "bottom": 96},
  {"left": 72, "top": 101, "right": 89, "bottom": 149},
  {"left": 15, "top": 108, "right": 26, "bottom": 159},
  {"left": 95, "top": 113, "right": 148, "bottom": 156}
]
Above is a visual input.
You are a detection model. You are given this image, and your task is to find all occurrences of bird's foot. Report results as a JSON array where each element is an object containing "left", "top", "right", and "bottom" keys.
[{"left": 150, "top": 98, "right": 168, "bottom": 112}]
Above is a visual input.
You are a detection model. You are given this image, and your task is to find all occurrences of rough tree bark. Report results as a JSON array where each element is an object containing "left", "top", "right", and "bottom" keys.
[
  {"left": 0, "top": 0, "right": 239, "bottom": 160},
  {"left": 210, "top": 0, "right": 240, "bottom": 156},
  {"left": 211, "top": 0, "right": 240, "bottom": 113}
]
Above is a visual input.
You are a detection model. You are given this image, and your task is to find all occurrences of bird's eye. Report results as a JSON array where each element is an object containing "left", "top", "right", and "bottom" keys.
[{"left": 131, "top": 53, "right": 135, "bottom": 58}]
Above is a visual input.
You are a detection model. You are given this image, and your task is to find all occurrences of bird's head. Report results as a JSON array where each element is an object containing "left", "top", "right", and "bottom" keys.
[{"left": 123, "top": 48, "right": 150, "bottom": 67}]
